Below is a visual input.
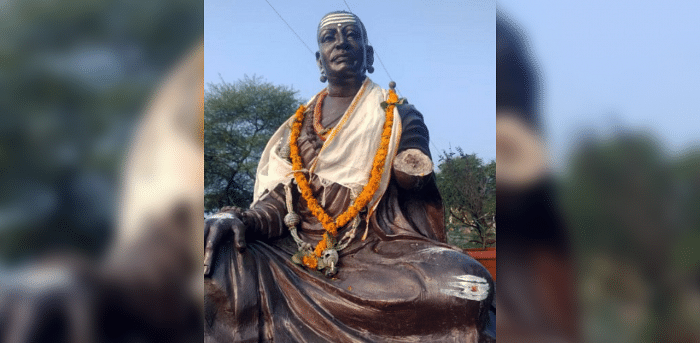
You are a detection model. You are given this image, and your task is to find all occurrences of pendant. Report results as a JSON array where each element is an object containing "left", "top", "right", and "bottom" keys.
[
  {"left": 286, "top": 214, "right": 339, "bottom": 278},
  {"left": 291, "top": 247, "right": 339, "bottom": 277}
]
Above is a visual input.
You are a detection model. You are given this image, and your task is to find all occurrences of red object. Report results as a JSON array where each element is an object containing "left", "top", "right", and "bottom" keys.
[{"left": 466, "top": 247, "right": 496, "bottom": 281}]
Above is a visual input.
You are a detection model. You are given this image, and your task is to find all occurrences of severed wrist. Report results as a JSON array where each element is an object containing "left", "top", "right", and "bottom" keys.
[{"left": 392, "top": 148, "right": 433, "bottom": 189}]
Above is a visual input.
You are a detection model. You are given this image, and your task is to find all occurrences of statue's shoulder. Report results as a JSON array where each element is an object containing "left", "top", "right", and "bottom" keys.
[
  {"left": 395, "top": 101, "right": 426, "bottom": 125},
  {"left": 393, "top": 99, "right": 431, "bottom": 157}
]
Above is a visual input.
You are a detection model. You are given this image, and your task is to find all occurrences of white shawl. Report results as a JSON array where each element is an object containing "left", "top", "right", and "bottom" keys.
[{"left": 252, "top": 78, "right": 402, "bottom": 218}]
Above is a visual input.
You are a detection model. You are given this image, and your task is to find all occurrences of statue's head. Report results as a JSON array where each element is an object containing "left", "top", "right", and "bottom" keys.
[{"left": 316, "top": 11, "right": 374, "bottom": 84}]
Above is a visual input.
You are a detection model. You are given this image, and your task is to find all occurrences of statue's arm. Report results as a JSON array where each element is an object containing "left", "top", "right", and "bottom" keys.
[
  {"left": 219, "top": 183, "right": 288, "bottom": 241},
  {"left": 393, "top": 104, "right": 434, "bottom": 190},
  {"left": 204, "top": 184, "right": 288, "bottom": 275}
]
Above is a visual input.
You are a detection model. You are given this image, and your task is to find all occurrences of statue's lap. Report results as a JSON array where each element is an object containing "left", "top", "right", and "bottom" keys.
[{"left": 205, "top": 237, "right": 492, "bottom": 340}]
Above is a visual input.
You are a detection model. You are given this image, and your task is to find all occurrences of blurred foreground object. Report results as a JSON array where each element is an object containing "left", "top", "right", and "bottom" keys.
[
  {"left": 561, "top": 132, "right": 700, "bottom": 341},
  {"left": 0, "top": 42, "right": 204, "bottom": 342},
  {"left": 496, "top": 14, "right": 579, "bottom": 342},
  {"left": 0, "top": 0, "right": 202, "bottom": 262},
  {"left": 102, "top": 40, "right": 204, "bottom": 340}
]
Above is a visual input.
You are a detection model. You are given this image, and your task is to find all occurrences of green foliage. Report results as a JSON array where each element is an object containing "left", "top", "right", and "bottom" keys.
[
  {"left": 436, "top": 148, "right": 496, "bottom": 249},
  {"left": 204, "top": 76, "right": 303, "bottom": 212}
]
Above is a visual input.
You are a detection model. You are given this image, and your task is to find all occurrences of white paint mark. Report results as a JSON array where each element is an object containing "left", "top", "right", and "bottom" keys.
[
  {"left": 440, "top": 274, "right": 489, "bottom": 301},
  {"left": 419, "top": 247, "right": 453, "bottom": 255},
  {"left": 207, "top": 213, "right": 234, "bottom": 220}
]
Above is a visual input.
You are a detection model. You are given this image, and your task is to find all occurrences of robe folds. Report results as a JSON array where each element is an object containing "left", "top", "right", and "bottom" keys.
[{"left": 204, "top": 79, "right": 495, "bottom": 342}]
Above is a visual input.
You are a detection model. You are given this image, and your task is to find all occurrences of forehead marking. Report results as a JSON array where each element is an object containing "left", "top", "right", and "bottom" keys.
[{"left": 319, "top": 13, "right": 358, "bottom": 29}]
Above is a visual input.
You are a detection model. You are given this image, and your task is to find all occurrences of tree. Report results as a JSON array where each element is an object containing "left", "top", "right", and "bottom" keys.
[
  {"left": 436, "top": 148, "right": 496, "bottom": 249},
  {"left": 204, "top": 76, "right": 302, "bottom": 212}
]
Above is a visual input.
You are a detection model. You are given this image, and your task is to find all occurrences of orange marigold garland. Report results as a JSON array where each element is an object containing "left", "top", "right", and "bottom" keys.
[
  {"left": 289, "top": 85, "right": 399, "bottom": 271},
  {"left": 312, "top": 90, "right": 331, "bottom": 140},
  {"left": 302, "top": 255, "right": 318, "bottom": 269}
]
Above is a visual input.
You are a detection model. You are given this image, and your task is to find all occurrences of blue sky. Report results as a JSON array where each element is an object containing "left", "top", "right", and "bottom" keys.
[
  {"left": 498, "top": 1, "right": 700, "bottom": 169},
  {"left": 204, "top": 0, "right": 496, "bottom": 163}
]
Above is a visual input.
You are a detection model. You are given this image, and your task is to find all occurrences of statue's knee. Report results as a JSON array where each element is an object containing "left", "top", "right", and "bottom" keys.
[
  {"left": 434, "top": 252, "right": 493, "bottom": 304},
  {"left": 462, "top": 255, "right": 493, "bottom": 282}
]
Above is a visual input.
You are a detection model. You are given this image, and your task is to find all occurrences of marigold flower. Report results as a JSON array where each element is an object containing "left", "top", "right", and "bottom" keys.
[
  {"left": 314, "top": 235, "right": 329, "bottom": 257},
  {"left": 302, "top": 255, "right": 318, "bottom": 269},
  {"left": 388, "top": 90, "right": 399, "bottom": 103}
]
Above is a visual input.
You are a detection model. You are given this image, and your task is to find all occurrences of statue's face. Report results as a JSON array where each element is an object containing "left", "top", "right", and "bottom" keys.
[{"left": 316, "top": 20, "right": 368, "bottom": 82}]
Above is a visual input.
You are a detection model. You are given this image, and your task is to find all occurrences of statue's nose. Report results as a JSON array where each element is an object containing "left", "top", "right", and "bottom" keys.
[{"left": 335, "top": 33, "right": 350, "bottom": 49}]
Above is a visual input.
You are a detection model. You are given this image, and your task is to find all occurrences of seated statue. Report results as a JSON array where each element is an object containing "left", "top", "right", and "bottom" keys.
[{"left": 204, "top": 11, "right": 494, "bottom": 342}]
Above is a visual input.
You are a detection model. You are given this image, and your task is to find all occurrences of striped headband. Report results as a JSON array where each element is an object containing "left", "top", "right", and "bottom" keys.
[{"left": 318, "top": 13, "right": 359, "bottom": 30}]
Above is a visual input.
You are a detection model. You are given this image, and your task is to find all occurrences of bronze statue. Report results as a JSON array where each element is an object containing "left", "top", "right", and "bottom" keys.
[{"left": 204, "top": 11, "right": 494, "bottom": 342}]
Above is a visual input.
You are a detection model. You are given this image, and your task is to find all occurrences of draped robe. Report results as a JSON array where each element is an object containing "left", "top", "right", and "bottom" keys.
[{"left": 204, "top": 80, "right": 494, "bottom": 342}]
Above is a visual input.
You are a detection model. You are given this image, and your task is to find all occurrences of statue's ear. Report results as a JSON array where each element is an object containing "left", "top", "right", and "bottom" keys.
[
  {"left": 316, "top": 51, "right": 323, "bottom": 71},
  {"left": 366, "top": 46, "right": 374, "bottom": 69}
]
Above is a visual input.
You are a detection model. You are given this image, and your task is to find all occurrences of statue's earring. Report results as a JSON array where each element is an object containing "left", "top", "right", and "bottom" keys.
[
  {"left": 320, "top": 68, "right": 327, "bottom": 83},
  {"left": 367, "top": 65, "right": 374, "bottom": 74}
]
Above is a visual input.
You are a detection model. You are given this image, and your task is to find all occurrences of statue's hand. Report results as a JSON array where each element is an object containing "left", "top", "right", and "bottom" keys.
[{"left": 203, "top": 213, "right": 247, "bottom": 276}]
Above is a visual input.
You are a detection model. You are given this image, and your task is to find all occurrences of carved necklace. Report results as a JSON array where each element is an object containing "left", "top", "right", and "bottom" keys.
[{"left": 285, "top": 84, "right": 399, "bottom": 275}]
